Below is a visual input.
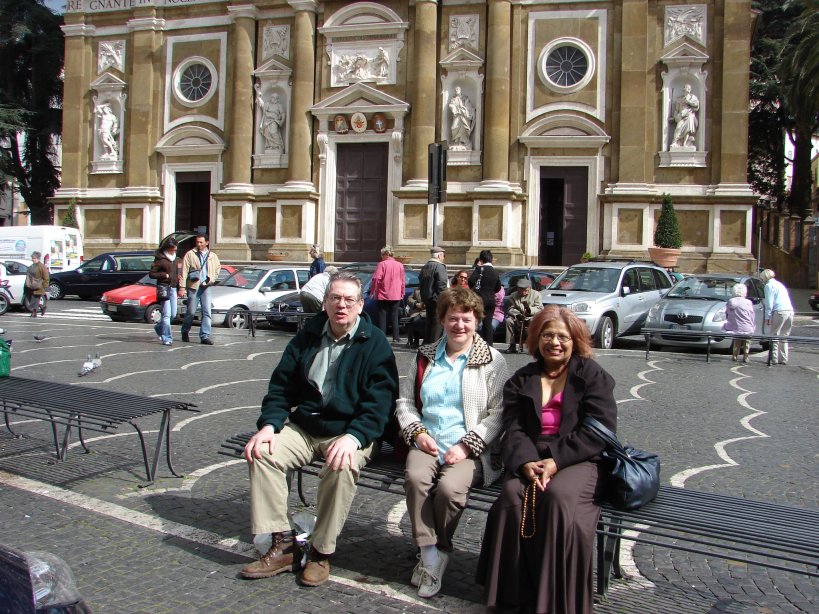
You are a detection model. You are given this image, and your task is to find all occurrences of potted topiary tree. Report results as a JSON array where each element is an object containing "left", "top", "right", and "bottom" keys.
[{"left": 648, "top": 193, "right": 682, "bottom": 268}]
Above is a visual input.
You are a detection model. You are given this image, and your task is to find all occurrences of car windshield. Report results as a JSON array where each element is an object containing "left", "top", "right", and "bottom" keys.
[
  {"left": 548, "top": 266, "right": 617, "bottom": 293},
  {"left": 137, "top": 274, "right": 156, "bottom": 286},
  {"left": 666, "top": 277, "right": 740, "bottom": 300},
  {"left": 220, "top": 268, "right": 269, "bottom": 289}
]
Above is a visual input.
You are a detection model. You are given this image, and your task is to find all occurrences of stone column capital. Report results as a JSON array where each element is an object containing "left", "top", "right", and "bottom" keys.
[
  {"left": 62, "top": 23, "right": 96, "bottom": 38},
  {"left": 127, "top": 18, "right": 166, "bottom": 32},
  {"left": 228, "top": 4, "right": 258, "bottom": 21},
  {"left": 289, "top": 0, "right": 319, "bottom": 13}
]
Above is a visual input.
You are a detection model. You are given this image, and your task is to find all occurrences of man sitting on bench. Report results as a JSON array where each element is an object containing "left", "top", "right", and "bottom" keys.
[
  {"left": 241, "top": 272, "right": 399, "bottom": 587},
  {"left": 505, "top": 278, "right": 543, "bottom": 354}
]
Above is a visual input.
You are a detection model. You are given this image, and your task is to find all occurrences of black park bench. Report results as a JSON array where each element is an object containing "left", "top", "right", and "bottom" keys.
[
  {"left": 1, "top": 376, "right": 198, "bottom": 483},
  {"left": 219, "top": 434, "right": 819, "bottom": 595}
]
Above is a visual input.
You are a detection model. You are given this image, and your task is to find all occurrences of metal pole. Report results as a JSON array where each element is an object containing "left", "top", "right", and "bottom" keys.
[{"left": 432, "top": 202, "right": 439, "bottom": 247}]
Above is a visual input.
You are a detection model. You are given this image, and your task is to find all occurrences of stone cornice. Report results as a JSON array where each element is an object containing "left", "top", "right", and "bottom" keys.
[
  {"left": 61, "top": 23, "right": 96, "bottom": 38},
  {"left": 127, "top": 18, "right": 166, "bottom": 32},
  {"left": 288, "top": 0, "right": 319, "bottom": 13}
]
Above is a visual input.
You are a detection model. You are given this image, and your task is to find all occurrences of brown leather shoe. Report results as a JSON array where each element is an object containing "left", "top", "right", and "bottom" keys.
[
  {"left": 299, "top": 550, "right": 331, "bottom": 587},
  {"left": 240, "top": 534, "right": 295, "bottom": 579}
]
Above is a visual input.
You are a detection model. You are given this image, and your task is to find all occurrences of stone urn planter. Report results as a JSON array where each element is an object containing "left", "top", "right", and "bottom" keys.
[
  {"left": 647, "top": 247, "right": 681, "bottom": 268},
  {"left": 266, "top": 249, "right": 286, "bottom": 262}
]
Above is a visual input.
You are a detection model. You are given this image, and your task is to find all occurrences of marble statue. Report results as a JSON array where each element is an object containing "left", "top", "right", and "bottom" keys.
[
  {"left": 95, "top": 101, "right": 119, "bottom": 160},
  {"left": 670, "top": 84, "right": 699, "bottom": 149},
  {"left": 256, "top": 85, "right": 286, "bottom": 152},
  {"left": 373, "top": 47, "right": 390, "bottom": 78},
  {"left": 448, "top": 86, "right": 475, "bottom": 150}
]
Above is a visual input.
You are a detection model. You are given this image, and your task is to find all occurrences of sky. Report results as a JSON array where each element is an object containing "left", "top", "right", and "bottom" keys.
[{"left": 44, "top": 1, "right": 65, "bottom": 14}]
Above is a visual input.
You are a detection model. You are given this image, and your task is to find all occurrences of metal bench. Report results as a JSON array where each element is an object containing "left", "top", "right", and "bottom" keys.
[
  {"left": 641, "top": 327, "right": 819, "bottom": 365},
  {"left": 219, "top": 432, "right": 819, "bottom": 595},
  {"left": 1, "top": 376, "right": 198, "bottom": 483}
]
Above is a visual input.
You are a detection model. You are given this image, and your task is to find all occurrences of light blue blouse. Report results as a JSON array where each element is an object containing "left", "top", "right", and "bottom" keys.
[{"left": 420, "top": 339, "right": 469, "bottom": 464}]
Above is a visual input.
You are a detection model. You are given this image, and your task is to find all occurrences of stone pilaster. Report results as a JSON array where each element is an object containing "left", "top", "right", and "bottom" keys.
[
  {"left": 482, "top": 0, "right": 511, "bottom": 185},
  {"left": 408, "top": 0, "right": 438, "bottom": 182},
  {"left": 616, "top": 0, "right": 649, "bottom": 184},
  {"left": 224, "top": 4, "right": 257, "bottom": 189},
  {"left": 719, "top": 0, "right": 752, "bottom": 185},
  {"left": 287, "top": 1, "right": 318, "bottom": 189},
  {"left": 126, "top": 14, "right": 164, "bottom": 188},
  {"left": 60, "top": 19, "right": 95, "bottom": 189}
]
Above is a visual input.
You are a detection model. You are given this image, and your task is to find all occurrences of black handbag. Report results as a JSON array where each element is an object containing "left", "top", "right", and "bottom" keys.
[
  {"left": 156, "top": 284, "right": 171, "bottom": 302},
  {"left": 583, "top": 416, "right": 661, "bottom": 511}
]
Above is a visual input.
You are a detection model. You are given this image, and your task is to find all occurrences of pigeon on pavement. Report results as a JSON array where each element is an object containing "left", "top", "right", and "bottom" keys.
[
  {"left": 92, "top": 353, "right": 102, "bottom": 369},
  {"left": 33, "top": 334, "right": 47, "bottom": 342},
  {"left": 78, "top": 354, "right": 96, "bottom": 377}
]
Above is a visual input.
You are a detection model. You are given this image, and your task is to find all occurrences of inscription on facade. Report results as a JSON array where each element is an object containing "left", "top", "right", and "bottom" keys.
[{"left": 67, "top": 0, "right": 217, "bottom": 13}]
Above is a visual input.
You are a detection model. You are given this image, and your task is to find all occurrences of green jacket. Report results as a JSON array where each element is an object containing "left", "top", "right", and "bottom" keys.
[{"left": 257, "top": 311, "right": 399, "bottom": 447}]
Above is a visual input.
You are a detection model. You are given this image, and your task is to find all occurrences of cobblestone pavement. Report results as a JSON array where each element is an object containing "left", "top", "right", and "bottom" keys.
[{"left": 0, "top": 312, "right": 817, "bottom": 613}]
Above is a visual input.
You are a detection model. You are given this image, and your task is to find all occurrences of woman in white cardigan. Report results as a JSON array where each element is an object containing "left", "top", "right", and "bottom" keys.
[{"left": 396, "top": 287, "right": 508, "bottom": 598}]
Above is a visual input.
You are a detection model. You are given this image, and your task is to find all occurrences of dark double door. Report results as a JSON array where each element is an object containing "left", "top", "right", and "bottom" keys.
[
  {"left": 539, "top": 167, "right": 588, "bottom": 266},
  {"left": 335, "top": 143, "right": 388, "bottom": 262}
]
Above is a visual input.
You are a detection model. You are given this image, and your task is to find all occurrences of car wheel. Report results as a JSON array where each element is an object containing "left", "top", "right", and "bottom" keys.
[
  {"left": 145, "top": 303, "right": 162, "bottom": 324},
  {"left": 594, "top": 316, "right": 615, "bottom": 350},
  {"left": 226, "top": 307, "right": 250, "bottom": 329},
  {"left": 0, "top": 293, "right": 9, "bottom": 316},
  {"left": 47, "top": 281, "right": 64, "bottom": 300}
]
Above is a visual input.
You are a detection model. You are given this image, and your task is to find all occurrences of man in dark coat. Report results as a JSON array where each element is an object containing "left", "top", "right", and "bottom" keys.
[
  {"left": 468, "top": 249, "right": 501, "bottom": 345},
  {"left": 241, "top": 272, "right": 399, "bottom": 588},
  {"left": 418, "top": 246, "right": 447, "bottom": 343}
]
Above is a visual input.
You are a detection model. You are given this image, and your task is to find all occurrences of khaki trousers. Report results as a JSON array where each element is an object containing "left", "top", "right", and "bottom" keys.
[
  {"left": 249, "top": 422, "right": 375, "bottom": 554},
  {"left": 770, "top": 310, "right": 793, "bottom": 364},
  {"left": 404, "top": 447, "right": 483, "bottom": 551}
]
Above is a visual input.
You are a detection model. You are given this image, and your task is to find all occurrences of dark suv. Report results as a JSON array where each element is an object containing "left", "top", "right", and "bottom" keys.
[
  {"left": 541, "top": 261, "right": 673, "bottom": 349},
  {"left": 47, "top": 251, "right": 155, "bottom": 300}
]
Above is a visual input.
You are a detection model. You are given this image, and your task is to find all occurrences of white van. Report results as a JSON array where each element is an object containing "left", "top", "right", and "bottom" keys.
[{"left": 0, "top": 225, "right": 84, "bottom": 272}]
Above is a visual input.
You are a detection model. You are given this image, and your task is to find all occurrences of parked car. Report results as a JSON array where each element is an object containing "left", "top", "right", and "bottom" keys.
[
  {"left": 541, "top": 261, "right": 673, "bottom": 349},
  {"left": 266, "top": 266, "right": 420, "bottom": 328},
  {"left": 0, "top": 259, "right": 32, "bottom": 307},
  {"left": 47, "top": 251, "right": 155, "bottom": 300},
  {"left": 99, "top": 265, "right": 238, "bottom": 324},
  {"left": 190, "top": 266, "right": 310, "bottom": 329},
  {"left": 644, "top": 274, "right": 769, "bottom": 350},
  {"left": 499, "top": 268, "right": 558, "bottom": 295}
]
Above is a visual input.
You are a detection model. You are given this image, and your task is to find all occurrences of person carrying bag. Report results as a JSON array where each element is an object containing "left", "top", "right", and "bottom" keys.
[{"left": 24, "top": 251, "right": 49, "bottom": 318}]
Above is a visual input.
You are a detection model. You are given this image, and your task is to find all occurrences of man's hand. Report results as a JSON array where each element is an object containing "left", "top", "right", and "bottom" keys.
[
  {"left": 415, "top": 432, "right": 438, "bottom": 457},
  {"left": 324, "top": 435, "right": 358, "bottom": 471},
  {"left": 243, "top": 424, "right": 276, "bottom": 464},
  {"left": 443, "top": 443, "right": 469, "bottom": 465}
]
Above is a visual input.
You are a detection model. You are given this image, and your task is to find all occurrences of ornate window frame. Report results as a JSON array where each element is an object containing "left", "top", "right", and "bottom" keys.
[
  {"left": 537, "top": 37, "right": 595, "bottom": 95},
  {"left": 173, "top": 56, "right": 218, "bottom": 108}
]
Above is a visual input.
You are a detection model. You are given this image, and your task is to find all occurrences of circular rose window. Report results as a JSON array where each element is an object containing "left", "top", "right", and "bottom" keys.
[
  {"left": 537, "top": 38, "right": 595, "bottom": 94},
  {"left": 173, "top": 57, "right": 218, "bottom": 107}
]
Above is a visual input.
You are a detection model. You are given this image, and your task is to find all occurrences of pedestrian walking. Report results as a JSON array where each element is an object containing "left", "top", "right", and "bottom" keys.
[
  {"left": 149, "top": 237, "right": 180, "bottom": 346},
  {"left": 468, "top": 250, "right": 501, "bottom": 346},
  {"left": 180, "top": 234, "right": 221, "bottom": 345},
  {"left": 24, "top": 251, "right": 49, "bottom": 317},
  {"left": 309, "top": 244, "right": 325, "bottom": 279},
  {"left": 419, "top": 246, "right": 448, "bottom": 344},
  {"left": 760, "top": 269, "right": 794, "bottom": 365},
  {"left": 723, "top": 283, "right": 755, "bottom": 363},
  {"left": 370, "top": 246, "right": 405, "bottom": 343}
]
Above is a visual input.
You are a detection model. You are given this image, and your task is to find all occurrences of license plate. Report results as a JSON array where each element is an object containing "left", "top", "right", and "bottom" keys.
[
  {"left": 107, "top": 305, "right": 118, "bottom": 312},
  {"left": 670, "top": 323, "right": 688, "bottom": 330}
]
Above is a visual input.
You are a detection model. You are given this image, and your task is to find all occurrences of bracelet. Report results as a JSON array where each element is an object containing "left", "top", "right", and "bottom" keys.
[{"left": 411, "top": 427, "right": 428, "bottom": 441}]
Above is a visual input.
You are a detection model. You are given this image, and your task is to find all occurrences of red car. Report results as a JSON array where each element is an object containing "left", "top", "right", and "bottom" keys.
[{"left": 100, "top": 265, "right": 237, "bottom": 323}]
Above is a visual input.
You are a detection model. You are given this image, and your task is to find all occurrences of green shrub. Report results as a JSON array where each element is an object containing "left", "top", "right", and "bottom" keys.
[{"left": 654, "top": 194, "right": 682, "bottom": 249}]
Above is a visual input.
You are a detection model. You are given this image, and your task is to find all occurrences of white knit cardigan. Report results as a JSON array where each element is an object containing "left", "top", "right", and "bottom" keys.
[{"left": 395, "top": 334, "right": 509, "bottom": 486}]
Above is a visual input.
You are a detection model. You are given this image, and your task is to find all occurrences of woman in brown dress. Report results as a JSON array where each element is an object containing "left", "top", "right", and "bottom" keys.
[{"left": 476, "top": 305, "right": 617, "bottom": 614}]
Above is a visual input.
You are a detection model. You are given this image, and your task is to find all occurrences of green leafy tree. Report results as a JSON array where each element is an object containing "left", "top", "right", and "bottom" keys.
[
  {"left": 0, "top": 0, "right": 63, "bottom": 224},
  {"left": 654, "top": 194, "right": 682, "bottom": 249}
]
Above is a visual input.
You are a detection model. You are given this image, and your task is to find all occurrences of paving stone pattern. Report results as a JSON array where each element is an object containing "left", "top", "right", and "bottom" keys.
[{"left": 0, "top": 315, "right": 816, "bottom": 613}]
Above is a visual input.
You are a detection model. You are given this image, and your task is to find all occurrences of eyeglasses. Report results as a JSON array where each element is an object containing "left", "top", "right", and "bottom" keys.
[
  {"left": 456, "top": 276, "right": 468, "bottom": 281},
  {"left": 327, "top": 294, "right": 361, "bottom": 307},
  {"left": 540, "top": 332, "right": 572, "bottom": 343}
]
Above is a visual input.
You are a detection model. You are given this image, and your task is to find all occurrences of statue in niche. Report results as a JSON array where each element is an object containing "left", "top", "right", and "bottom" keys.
[
  {"left": 670, "top": 84, "right": 699, "bottom": 150},
  {"left": 372, "top": 47, "right": 390, "bottom": 79},
  {"left": 94, "top": 100, "right": 119, "bottom": 160},
  {"left": 256, "top": 84, "right": 286, "bottom": 152},
  {"left": 448, "top": 86, "right": 475, "bottom": 150}
]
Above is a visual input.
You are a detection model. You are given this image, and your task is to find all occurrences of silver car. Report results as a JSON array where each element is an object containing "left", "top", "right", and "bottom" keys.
[
  {"left": 541, "top": 261, "right": 673, "bottom": 349},
  {"left": 187, "top": 266, "right": 310, "bottom": 329},
  {"left": 644, "top": 274, "right": 768, "bottom": 349}
]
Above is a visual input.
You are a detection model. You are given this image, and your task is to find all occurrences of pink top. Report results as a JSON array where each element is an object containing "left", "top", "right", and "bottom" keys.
[
  {"left": 370, "top": 257, "right": 406, "bottom": 301},
  {"left": 493, "top": 286, "right": 506, "bottom": 322},
  {"left": 541, "top": 391, "right": 563, "bottom": 435}
]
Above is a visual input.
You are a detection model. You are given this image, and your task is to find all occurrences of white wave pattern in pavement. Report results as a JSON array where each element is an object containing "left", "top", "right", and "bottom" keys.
[
  {"left": 7, "top": 307, "right": 110, "bottom": 321},
  {"left": 669, "top": 365, "right": 768, "bottom": 488}
]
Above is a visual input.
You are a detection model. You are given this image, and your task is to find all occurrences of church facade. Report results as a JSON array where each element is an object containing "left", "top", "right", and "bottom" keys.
[{"left": 54, "top": 0, "right": 758, "bottom": 270}]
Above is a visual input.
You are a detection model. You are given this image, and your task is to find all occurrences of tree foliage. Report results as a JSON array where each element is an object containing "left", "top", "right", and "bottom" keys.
[
  {"left": 748, "top": 0, "right": 819, "bottom": 215},
  {"left": 61, "top": 200, "right": 78, "bottom": 229},
  {"left": 0, "top": 0, "right": 63, "bottom": 224},
  {"left": 654, "top": 194, "right": 682, "bottom": 249}
]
